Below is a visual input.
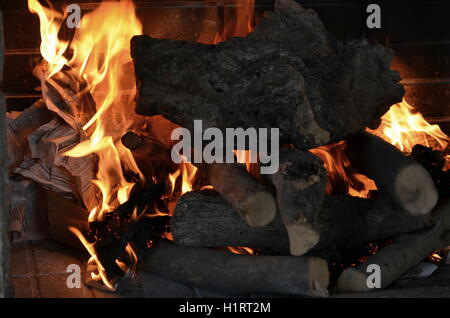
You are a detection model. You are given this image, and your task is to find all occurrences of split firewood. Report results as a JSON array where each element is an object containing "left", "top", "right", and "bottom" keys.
[
  {"left": 205, "top": 162, "right": 277, "bottom": 227},
  {"left": 345, "top": 131, "right": 438, "bottom": 216},
  {"left": 131, "top": 0, "right": 403, "bottom": 149},
  {"left": 140, "top": 239, "right": 329, "bottom": 297},
  {"left": 172, "top": 191, "right": 438, "bottom": 253},
  {"left": 336, "top": 199, "right": 450, "bottom": 294},
  {"left": 266, "top": 148, "right": 327, "bottom": 255}
]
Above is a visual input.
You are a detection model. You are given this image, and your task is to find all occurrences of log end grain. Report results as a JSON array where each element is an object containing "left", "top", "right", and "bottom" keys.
[
  {"left": 335, "top": 268, "right": 370, "bottom": 294},
  {"left": 285, "top": 223, "right": 320, "bottom": 256},
  {"left": 307, "top": 257, "right": 330, "bottom": 297},
  {"left": 243, "top": 191, "right": 277, "bottom": 227},
  {"left": 395, "top": 164, "right": 438, "bottom": 216}
]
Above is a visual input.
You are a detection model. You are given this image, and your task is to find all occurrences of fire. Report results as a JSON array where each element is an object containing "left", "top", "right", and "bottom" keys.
[
  {"left": 227, "top": 246, "right": 256, "bottom": 255},
  {"left": 27, "top": 0, "right": 69, "bottom": 77},
  {"left": 312, "top": 100, "right": 449, "bottom": 198},
  {"left": 198, "top": 0, "right": 255, "bottom": 44},
  {"left": 369, "top": 100, "right": 449, "bottom": 170},
  {"left": 309, "top": 142, "right": 377, "bottom": 198},
  {"left": 29, "top": 0, "right": 144, "bottom": 289}
]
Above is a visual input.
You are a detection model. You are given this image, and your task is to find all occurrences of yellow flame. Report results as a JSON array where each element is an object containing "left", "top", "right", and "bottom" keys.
[
  {"left": 30, "top": 0, "right": 143, "bottom": 288},
  {"left": 369, "top": 100, "right": 449, "bottom": 154},
  {"left": 310, "top": 143, "right": 377, "bottom": 198},
  {"left": 28, "top": 0, "right": 69, "bottom": 77}
]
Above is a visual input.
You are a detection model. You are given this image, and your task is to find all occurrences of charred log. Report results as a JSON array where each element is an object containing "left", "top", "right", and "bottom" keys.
[
  {"left": 172, "top": 191, "right": 438, "bottom": 253},
  {"left": 131, "top": 0, "right": 404, "bottom": 149},
  {"left": 140, "top": 239, "right": 329, "bottom": 297}
]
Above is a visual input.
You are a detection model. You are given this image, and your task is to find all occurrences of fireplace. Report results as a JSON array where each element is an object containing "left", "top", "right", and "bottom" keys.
[{"left": 0, "top": 0, "right": 450, "bottom": 299}]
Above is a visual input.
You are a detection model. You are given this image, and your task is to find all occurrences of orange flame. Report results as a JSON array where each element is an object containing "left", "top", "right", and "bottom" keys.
[
  {"left": 310, "top": 142, "right": 377, "bottom": 198},
  {"left": 28, "top": 0, "right": 69, "bottom": 77},
  {"left": 29, "top": 0, "right": 143, "bottom": 289},
  {"left": 312, "top": 100, "right": 449, "bottom": 198},
  {"left": 227, "top": 246, "right": 256, "bottom": 255},
  {"left": 198, "top": 0, "right": 255, "bottom": 44},
  {"left": 369, "top": 100, "right": 449, "bottom": 170}
]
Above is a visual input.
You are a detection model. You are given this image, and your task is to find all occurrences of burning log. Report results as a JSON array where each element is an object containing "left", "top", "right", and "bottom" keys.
[
  {"left": 267, "top": 148, "right": 327, "bottom": 255},
  {"left": 87, "top": 184, "right": 167, "bottom": 283},
  {"left": 205, "top": 162, "right": 277, "bottom": 227},
  {"left": 345, "top": 131, "right": 439, "bottom": 216},
  {"left": 140, "top": 240, "right": 329, "bottom": 297},
  {"left": 131, "top": 0, "right": 404, "bottom": 149},
  {"left": 336, "top": 199, "right": 450, "bottom": 294},
  {"left": 172, "top": 191, "right": 438, "bottom": 253}
]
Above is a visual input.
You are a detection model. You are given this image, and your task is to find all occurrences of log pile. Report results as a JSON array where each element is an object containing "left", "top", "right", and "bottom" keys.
[
  {"left": 124, "top": 0, "right": 448, "bottom": 296},
  {"left": 6, "top": 0, "right": 450, "bottom": 298}
]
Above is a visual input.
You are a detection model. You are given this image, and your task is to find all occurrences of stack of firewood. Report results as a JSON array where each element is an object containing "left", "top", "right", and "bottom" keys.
[
  {"left": 4, "top": 0, "right": 450, "bottom": 297},
  {"left": 125, "top": 0, "right": 450, "bottom": 296}
]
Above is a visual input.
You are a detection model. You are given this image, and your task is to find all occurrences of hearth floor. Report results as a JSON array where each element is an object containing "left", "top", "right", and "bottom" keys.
[{"left": 10, "top": 240, "right": 450, "bottom": 298}]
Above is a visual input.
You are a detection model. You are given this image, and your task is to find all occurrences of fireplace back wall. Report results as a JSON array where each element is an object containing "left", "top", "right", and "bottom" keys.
[{"left": 2, "top": 0, "right": 450, "bottom": 135}]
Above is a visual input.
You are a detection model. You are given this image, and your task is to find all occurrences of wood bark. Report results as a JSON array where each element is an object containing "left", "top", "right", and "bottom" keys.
[
  {"left": 172, "top": 191, "right": 438, "bottom": 253},
  {"left": 141, "top": 239, "right": 329, "bottom": 297},
  {"left": 131, "top": 0, "right": 404, "bottom": 149},
  {"left": 345, "top": 131, "right": 438, "bottom": 216},
  {"left": 0, "top": 8, "right": 12, "bottom": 297},
  {"left": 336, "top": 199, "right": 450, "bottom": 294}
]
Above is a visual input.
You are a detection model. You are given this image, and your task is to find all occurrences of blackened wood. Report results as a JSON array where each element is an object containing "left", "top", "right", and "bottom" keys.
[
  {"left": 141, "top": 239, "right": 329, "bottom": 296},
  {"left": 345, "top": 131, "right": 438, "bottom": 216},
  {"left": 91, "top": 184, "right": 166, "bottom": 283},
  {"left": 268, "top": 148, "right": 326, "bottom": 255},
  {"left": 0, "top": 8, "right": 12, "bottom": 297},
  {"left": 172, "top": 191, "right": 438, "bottom": 253},
  {"left": 172, "top": 190, "right": 289, "bottom": 253},
  {"left": 131, "top": 0, "right": 404, "bottom": 149},
  {"left": 205, "top": 162, "right": 277, "bottom": 227},
  {"left": 336, "top": 199, "right": 450, "bottom": 294}
]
